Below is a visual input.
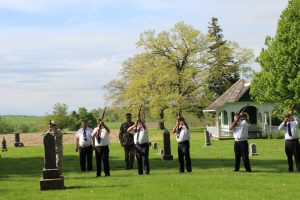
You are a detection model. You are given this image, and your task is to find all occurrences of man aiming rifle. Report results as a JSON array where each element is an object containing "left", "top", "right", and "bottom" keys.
[
  {"left": 230, "top": 105, "right": 251, "bottom": 172},
  {"left": 278, "top": 104, "right": 300, "bottom": 172},
  {"left": 127, "top": 105, "right": 150, "bottom": 175},
  {"left": 172, "top": 112, "right": 192, "bottom": 173},
  {"left": 92, "top": 107, "right": 111, "bottom": 177}
]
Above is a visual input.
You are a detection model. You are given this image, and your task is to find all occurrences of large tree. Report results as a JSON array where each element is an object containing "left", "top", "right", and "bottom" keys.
[
  {"left": 206, "top": 17, "right": 254, "bottom": 97},
  {"left": 136, "top": 22, "right": 208, "bottom": 115},
  {"left": 250, "top": 0, "right": 300, "bottom": 111}
]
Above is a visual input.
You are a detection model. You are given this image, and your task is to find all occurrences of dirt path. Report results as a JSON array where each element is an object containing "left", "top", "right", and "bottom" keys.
[{"left": 1, "top": 129, "right": 163, "bottom": 147}]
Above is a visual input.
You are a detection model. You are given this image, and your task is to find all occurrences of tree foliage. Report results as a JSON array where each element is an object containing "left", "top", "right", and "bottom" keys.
[
  {"left": 250, "top": 0, "right": 300, "bottom": 111},
  {"left": 104, "top": 21, "right": 254, "bottom": 125},
  {"left": 206, "top": 17, "right": 254, "bottom": 96}
]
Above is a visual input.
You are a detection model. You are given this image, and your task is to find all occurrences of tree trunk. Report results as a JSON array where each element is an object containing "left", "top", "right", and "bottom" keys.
[{"left": 159, "top": 109, "right": 165, "bottom": 129}]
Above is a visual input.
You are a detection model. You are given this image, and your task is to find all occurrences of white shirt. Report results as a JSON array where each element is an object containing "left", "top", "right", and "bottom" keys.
[
  {"left": 76, "top": 127, "right": 93, "bottom": 147},
  {"left": 91, "top": 127, "right": 110, "bottom": 146},
  {"left": 176, "top": 126, "right": 190, "bottom": 143},
  {"left": 278, "top": 118, "right": 299, "bottom": 140},
  {"left": 129, "top": 127, "right": 149, "bottom": 145},
  {"left": 233, "top": 120, "right": 248, "bottom": 141}
]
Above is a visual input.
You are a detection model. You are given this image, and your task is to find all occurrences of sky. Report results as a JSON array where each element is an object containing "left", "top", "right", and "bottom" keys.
[{"left": 0, "top": 0, "right": 288, "bottom": 116}]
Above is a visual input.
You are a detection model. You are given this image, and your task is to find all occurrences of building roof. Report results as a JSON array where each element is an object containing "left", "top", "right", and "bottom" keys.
[{"left": 203, "top": 79, "right": 250, "bottom": 112}]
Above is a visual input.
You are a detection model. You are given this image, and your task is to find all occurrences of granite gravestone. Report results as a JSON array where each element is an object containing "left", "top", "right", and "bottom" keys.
[
  {"left": 152, "top": 142, "right": 157, "bottom": 149},
  {"left": 205, "top": 129, "right": 211, "bottom": 146},
  {"left": 40, "top": 132, "right": 64, "bottom": 190},
  {"left": 250, "top": 143, "right": 258, "bottom": 156},
  {"left": 14, "top": 132, "right": 24, "bottom": 147},
  {"left": 162, "top": 129, "right": 173, "bottom": 160},
  {"left": 2, "top": 137, "right": 8, "bottom": 152}
]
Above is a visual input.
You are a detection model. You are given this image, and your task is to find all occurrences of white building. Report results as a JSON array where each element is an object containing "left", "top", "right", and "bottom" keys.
[{"left": 203, "top": 79, "right": 277, "bottom": 139}]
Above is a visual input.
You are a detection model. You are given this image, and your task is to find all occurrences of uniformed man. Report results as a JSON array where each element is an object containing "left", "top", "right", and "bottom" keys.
[
  {"left": 229, "top": 113, "right": 251, "bottom": 172},
  {"left": 75, "top": 120, "right": 93, "bottom": 171},
  {"left": 49, "top": 120, "right": 63, "bottom": 174},
  {"left": 172, "top": 117, "right": 192, "bottom": 173},
  {"left": 92, "top": 119, "right": 111, "bottom": 177},
  {"left": 278, "top": 112, "right": 300, "bottom": 172},
  {"left": 127, "top": 115, "right": 150, "bottom": 175},
  {"left": 119, "top": 113, "right": 135, "bottom": 169}
]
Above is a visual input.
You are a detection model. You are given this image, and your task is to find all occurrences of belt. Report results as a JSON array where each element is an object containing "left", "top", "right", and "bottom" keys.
[
  {"left": 178, "top": 140, "right": 189, "bottom": 144},
  {"left": 286, "top": 138, "right": 299, "bottom": 141}
]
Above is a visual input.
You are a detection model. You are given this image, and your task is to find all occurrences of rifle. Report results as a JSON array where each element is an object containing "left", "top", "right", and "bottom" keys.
[
  {"left": 100, "top": 106, "right": 106, "bottom": 122},
  {"left": 285, "top": 104, "right": 296, "bottom": 121},
  {"left": 176, "top": 109, "right": 182, "bottom": 138},
  {"left": 230, "top": 104, "right": 249, "bottom": 130},
  {"left": 96, "top": 107, "right": 106, "bottom": 142},
  {"left": 135, "top": 105, "right": 142, "bottom": 132}
]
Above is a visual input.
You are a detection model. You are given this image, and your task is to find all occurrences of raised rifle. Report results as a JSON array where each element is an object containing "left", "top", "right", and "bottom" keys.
[
  {"left": 135, "top": 105, "right": 142, "bottom": 132},
  {"left": 230, "top": 104, "right": 249, "bottom": 130},
  {"left": 135, "top": 105, "right": 142, "bottom": 144},
  {"left": 96, "top": 107, "right": 106, "bottom": 142},
  {"left": 286, "top": 104, "right": 296, "bottom": 118},
  {"left": 176, "top": 110, "right": 182, "bottom": 138}
]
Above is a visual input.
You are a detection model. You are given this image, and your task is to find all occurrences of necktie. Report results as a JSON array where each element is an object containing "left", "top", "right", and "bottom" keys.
[
  {"left": 177, "top": 126, "right": 182, "bottom": 139},
  {"left": 288, "top": 123, "right": 292, "bottom": 137},
  {"left": 136, "top": 128, "right": 140, "bottom": 144},
  {"left": 97, "top": 127, "right": 101, "bottom": 144},
  {"left": 83, "top": 129, "right": 87, "bottom": 141}
]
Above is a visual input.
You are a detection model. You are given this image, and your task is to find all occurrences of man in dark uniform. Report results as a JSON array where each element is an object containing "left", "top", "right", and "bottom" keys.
[{"left": 119, "top": 113, "right": 135, "bottom": 169}]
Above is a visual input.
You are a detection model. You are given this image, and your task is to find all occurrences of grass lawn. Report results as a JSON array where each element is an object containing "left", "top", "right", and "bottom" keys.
[{"left": 0, "top": 128, "right": 300, "bottom": 200}]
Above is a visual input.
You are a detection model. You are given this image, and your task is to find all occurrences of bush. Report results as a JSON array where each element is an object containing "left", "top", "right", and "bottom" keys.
[{"left": 268, "top": 131, "right": 285, "bottom": 139}]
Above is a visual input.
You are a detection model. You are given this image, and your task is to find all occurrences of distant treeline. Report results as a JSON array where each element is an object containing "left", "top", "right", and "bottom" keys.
[{"left": 0, "top": 103, "right": 206, "bottom": 134}]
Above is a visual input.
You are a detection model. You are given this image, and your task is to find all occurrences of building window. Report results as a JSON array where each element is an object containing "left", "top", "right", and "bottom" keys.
[{"left": 223, "top": 111, "right": 228, "bottom": 125}]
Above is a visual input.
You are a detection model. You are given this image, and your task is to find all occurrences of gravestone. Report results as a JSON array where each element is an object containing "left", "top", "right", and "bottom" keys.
[
  {"left": 250, "top": 143, "right": 258, "bottom": 156},
  {"left": 162, "top": 129, "right": 173, "bottom": 160},
  {"left": 2, "top": 137, "right": 8, "bottom": 152},
  {"left": 160, "top": 149, "right": 164, "bottom": 155},
  {"left": 152, "top": 142, "right": 157, "bottom": 149},
  {"left": 40, "top": 132, "right": 64, "bottom": 191},
  {"left": 205, "top": 129, "right": 211, "bottom": 146},
  {"left": 14, "top": 132, "right": 24, "bottom": 147}
]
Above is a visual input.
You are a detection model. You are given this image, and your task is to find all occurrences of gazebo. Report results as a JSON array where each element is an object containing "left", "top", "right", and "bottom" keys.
[{"left": 203, "top": 79, "right": 277, "bottom": 139}]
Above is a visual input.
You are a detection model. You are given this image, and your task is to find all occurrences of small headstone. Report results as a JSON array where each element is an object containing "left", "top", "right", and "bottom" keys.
[
  {"left": 160, "top": 149, "right": 164, "bottom": 155},
  {"left": 250, "top": 143, "right": 258, "bottom": 156},
  {"left": 40, "top": 132, "right": 64, "bottom": 191},
  {"left": 205, "top": 129, "right": 211, "bottom": 146},
  {"left": 2, "top": 137, "right": 8, "bottom": 152},
  {"left": 14, "top": 132, "right": 24, "bottom": 147},
  {"left": 152, "top": 142, "right": 157, "bottom": 149},
  {"left": 162, "top": 129, "right": 173, "bottom": 160}
]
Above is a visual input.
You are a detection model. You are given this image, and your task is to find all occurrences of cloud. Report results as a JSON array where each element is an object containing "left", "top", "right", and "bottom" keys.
[{"left": 0, "top": 0, "right": 289, "bottom": 115}]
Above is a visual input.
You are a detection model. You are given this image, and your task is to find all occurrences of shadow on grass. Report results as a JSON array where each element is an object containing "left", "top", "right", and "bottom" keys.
[
  {"left": 65, "top": 184, "right": 128, "bottom": 190},
  {"left": 0, "top": 154, "right": 290, "bottom": 179}
]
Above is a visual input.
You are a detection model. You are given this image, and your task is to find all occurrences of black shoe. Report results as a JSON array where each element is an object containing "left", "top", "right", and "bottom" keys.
[{"left": 105, "top": 174, "right": 110, "bottom": 177}]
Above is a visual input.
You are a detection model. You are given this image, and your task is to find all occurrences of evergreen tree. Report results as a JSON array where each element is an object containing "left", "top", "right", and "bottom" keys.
[{"left": 206, "top": 17, "right": 253, "bottom": 96}]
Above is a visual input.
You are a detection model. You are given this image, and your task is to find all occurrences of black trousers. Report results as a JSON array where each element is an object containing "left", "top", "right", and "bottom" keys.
[
  {"left": 95, "top": 145, "right": 110, "bottom": 176},
  {"left": 135, "top": 143, "right": 150, "bottom": 175},
  {"left": 234, "top": 140, "right": 251, "bottom": 172},
  {"left": 285, "top": 139, "right": 300, "bottom": 172},
  {"left": 178, "top": 140, "right": 192, "bottom": 172},
  {"left": 79, "top": 145, "right": 93, "bottom": 171},
  {"left": 124, "top": 144, "right": 135, "bottom": 169}
]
